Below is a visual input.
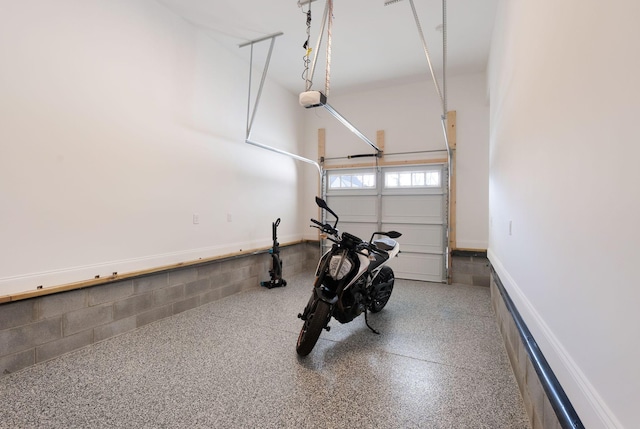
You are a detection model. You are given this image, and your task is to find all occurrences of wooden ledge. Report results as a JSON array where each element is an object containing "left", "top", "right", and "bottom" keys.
[{"left": 1, "top": 240, "right": 315, "bottom": 304}]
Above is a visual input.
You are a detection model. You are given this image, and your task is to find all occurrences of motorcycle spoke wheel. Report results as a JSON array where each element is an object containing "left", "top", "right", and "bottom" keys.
[{"left": 296, "top": 300, "right": 331, "bottom": 356}]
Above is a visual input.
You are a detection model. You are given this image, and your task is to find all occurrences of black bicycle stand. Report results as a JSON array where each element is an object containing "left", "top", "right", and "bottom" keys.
[{"left": 261, "top": 218, "right": 287, "bottom": 289}]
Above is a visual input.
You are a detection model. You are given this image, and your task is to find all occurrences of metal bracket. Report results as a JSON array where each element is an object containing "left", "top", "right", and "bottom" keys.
[
  {"left": 240, "top": 32, "right": 322, "bottom": 179},
  {"left": 241, "top": 32, "right": 282, "bottom": 140}
]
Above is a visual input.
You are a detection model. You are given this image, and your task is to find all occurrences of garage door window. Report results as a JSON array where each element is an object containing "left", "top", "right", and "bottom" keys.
[
  {"left": 328, "top": 173, "right": 376, "bottom": 189},
  {"left": 385, "top": 170, "right": 440, "bottom": 188}
]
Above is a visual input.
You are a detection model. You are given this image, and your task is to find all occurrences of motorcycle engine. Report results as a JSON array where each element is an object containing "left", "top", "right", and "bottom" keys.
[{"left": 334, "top": 276, "right": 367, "bottom": 324}]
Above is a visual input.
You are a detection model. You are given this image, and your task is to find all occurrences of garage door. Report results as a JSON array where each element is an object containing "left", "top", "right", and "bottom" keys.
[{"left": 324, "top": 164, "right": 447, "bottom": 282}]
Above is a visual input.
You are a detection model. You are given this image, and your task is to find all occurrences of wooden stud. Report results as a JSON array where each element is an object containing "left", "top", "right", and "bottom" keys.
[
  {"left": 376, "top": 130, "right": 385, "bottom": 156},
  {"left": 322, "top": 158, "right": 448, "bottom": 171},
  {"left": 382, "top": 158, "right": 448, "bottom": 167},
  {"left": 318, "top": 128, "right": 326, "bottom": 165},
  {"left": 317, "top": 128, "right": 326, "bottom": 240},
  {"left": 447, "top": 110, "right": 457, "bottom": 284},
  {"left": 448, "top": 111, "right": 457, "bottom": 150}
]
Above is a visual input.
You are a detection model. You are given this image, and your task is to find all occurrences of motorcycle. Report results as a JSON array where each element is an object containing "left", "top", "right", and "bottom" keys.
[{"left": 296, "top": 197, "right": 402, "bottom": 356}]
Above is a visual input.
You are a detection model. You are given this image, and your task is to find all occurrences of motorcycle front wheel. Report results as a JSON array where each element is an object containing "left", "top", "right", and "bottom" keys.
[{"left": 296, "top": 299, "right": 331, "bottom": 356}]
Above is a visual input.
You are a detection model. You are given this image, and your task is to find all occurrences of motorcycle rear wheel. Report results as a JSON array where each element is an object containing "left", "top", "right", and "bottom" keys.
[
  {"left": 296, "top": 299, "right": 331, "bottom": 356},
  {"left": 369, "top": 266, "right": 395, "bottom": 313}
]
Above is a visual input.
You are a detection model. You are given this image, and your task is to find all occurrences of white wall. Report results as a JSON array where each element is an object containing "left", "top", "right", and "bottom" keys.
[
  {"left": 0, "top": 1, "right": 304, "bottom": 296},
  {"left": 301, "top": 74, "right": 490, "bottom": 249},
  {"left": 488, "top": 0, "right": 639, "bottom": 427}
]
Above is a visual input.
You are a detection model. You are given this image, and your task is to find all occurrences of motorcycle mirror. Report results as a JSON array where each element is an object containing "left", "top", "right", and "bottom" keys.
[
  {"left": 315, "top": 196, "right": 339, "bottom": 228},
  {"left": 315, "top": 196, "right": 328, "bottom": 209},
  {"left": 386, "top": 231, "right": 402, "bottom": 239}
]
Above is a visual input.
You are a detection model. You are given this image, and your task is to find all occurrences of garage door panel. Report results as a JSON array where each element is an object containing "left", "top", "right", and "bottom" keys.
[
  {"left": 325, "top": 165, "right": 447, "bottom": 282},
  {"left": 326, "top": 196, "right": 378, "bottom": 223},
  {"left": 386, "top": 252, "right": 443, "bottom": 282},
  {"left": 382, "top": 223, "right": 443, "bottom": 255},
  {"left": 336, "top": 222, "right": 377, "bottom": 243},
  {"left": 382, "top": 195, "right": 443, "bottom": 225}
]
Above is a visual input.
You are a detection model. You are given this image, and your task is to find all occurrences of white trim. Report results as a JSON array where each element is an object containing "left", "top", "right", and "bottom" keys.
[{"left": 488, "top": 249, "right": 624, "bottom": 429}]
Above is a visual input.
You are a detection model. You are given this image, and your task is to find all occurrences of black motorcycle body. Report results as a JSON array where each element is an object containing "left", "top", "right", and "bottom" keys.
[{"left": 296, "top": 197, "right": 401, "bottom": 356}]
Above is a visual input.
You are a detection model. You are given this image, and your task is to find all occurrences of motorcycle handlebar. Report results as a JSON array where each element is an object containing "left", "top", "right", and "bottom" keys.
[
  {"left": 310, "top": 218, "right": 323, "bottom": 227},
  {"left": 310, "top": 220, "right": 388, "bottom": 253},
  {"left": 310, "top": 218, "right": 337, "bottom": 235},
  {"left": 357, "top": 240, "right": 391, "bottom": 257}
]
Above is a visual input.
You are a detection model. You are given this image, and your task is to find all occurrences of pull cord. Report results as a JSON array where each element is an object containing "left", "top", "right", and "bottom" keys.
[
  {"left": 325, "top": 0, "right": 333, "bottom": 97},
  {"left": 300, "top": 4, "right": 313, "bottom": 89}
]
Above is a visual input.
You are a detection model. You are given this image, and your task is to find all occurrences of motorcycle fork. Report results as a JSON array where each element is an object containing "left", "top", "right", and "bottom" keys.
[
  {"left": 297, "top": 293, "right": 316, "bottom": 321},
  {"left": 298, "top": 292, "right": 333, "bottom": 332},
  {"left": 298, "top": 269, "right": 326, "bottom": 322}
]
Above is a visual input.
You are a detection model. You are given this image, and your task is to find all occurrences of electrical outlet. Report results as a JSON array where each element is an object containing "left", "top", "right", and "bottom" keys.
[
  {"left": 193, "top": 213, "right": 199, "bottom": 224},
  {"left": 227, "top": 213, "right": 233, "bottom": 222},
  {"left": 509, "top": 220, "right": 513, "bottom": 236}
]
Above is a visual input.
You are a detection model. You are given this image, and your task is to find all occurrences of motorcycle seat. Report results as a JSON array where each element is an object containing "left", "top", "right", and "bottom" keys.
[{"left": 373, "top": 238, "right": 397, "bottom": 252}]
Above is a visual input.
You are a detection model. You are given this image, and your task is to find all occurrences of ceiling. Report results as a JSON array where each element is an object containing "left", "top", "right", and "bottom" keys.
[{"left": 157, "top": 0, "right": 499, "bottom": 95}]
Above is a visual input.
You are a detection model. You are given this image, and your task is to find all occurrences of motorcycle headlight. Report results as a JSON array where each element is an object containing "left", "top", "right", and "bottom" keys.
[{"left": 329, "top": 254, "right": 352, "bottom": 280}]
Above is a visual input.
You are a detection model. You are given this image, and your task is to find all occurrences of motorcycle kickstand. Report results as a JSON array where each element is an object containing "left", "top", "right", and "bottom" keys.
[{"left": 364, "top": 308, "right": 380, "bottom": 335}]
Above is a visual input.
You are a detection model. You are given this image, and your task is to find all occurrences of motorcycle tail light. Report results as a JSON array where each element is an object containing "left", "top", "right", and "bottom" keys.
[{"left": 329, "top": 254, "right": 352, "bottom": 280}]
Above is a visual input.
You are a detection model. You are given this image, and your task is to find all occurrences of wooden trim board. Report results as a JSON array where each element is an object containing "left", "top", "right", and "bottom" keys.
[{"left": 1, "top": 240, "right": 308, "bottom": 304}]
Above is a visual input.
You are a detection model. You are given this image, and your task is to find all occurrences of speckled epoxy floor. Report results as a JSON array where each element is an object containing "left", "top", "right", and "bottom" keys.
[{"left": 0, "top": 272, "right": 530, "bottom": 428}]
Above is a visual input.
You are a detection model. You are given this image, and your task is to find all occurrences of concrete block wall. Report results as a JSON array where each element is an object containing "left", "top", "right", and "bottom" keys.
[
  {"left": 490, "top": 273, "right": 562, "bottom": 429},
  {"left": 451, "top": 250, "right": 490, "bottom": 286},
  {"left": 0, "top": 242, "right": 320, "bottom": 377}
]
